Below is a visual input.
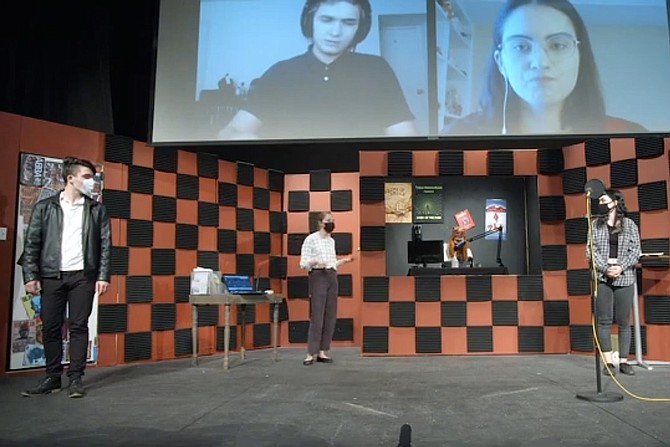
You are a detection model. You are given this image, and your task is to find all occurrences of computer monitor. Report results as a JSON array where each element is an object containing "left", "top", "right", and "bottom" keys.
[{"left": 407, "top": 240, "right": 444, "bottom": 266}]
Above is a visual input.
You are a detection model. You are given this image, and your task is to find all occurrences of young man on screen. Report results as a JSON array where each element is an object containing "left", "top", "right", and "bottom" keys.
[
  {"left": 218, "top": 0, "right": 417, "bottom": 140},
  {"left": 21, "top": 157, "right": 111, "bottom": 399}
]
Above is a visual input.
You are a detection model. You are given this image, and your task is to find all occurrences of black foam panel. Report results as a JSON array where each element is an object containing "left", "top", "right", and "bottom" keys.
[
  {"left": 387, "top": 151, "right": 413, "bottom": 177},
  {"left": 310, "top": 169, "right": 331, "bottom": 191},
  {"left": 467, "top": 327, "right": 493, "bottom": 352},
  {"left": 518, "top": 326, "right": 544, "bottom": 352},
  {"left": 125, "top": 332, "right": 152, "bottom": 362},
  {"left": 154, "top": 149, "right": 177, "bottom": 173},
  {"left": 438, "top": 151, "right": 464, "bottom": 175},
  {"left": 176, "top": 174, "right": 199, "bottom": 200},
  {"left": 488, "top": 151, "right": 514, "bottom": 176},
  {"left": 363, "top": 277, "right": 389, "bottom": 302},
  {"left": 104, "top": 134, "right": 133, "bottom": 165},
  {"left": 415, "top": 327, "right": 441, "bottom": 353},
  {"left": 538, "top": 148, "right": 564, "bottom": 174},
  {"left": 362, "top": 326, "right": 388, "bottom": 353}
]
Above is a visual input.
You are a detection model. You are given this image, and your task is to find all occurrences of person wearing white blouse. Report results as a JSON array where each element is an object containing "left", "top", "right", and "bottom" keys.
[{"left": 299, "top": 212, "right": 353, "bottom": 365}]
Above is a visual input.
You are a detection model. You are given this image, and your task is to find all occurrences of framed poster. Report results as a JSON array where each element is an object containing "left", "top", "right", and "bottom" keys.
[
  {"left": 9, "top": 154, "right": 103, "bottom": 370},
  {"left": 413, "top": 184, "right": 443, "bottom": 223},
  {"left": 385, "top": 182, "right": 413, "bottom": 223},
  {"left": 485, "top": 199, "right": 507, "bottom": 240}
]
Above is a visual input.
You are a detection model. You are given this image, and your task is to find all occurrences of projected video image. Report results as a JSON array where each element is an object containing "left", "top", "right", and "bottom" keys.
[
  {"left": 151, "top": 0, "right": 670, "bottom": 144},
  {"left": 195, "top": 0, "right": 427, "bottom": 141}
]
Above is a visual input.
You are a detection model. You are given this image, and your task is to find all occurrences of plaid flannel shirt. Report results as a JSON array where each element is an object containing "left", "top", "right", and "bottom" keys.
[{"left": 587, "top": 217, "right": 641, "bottom": 286}]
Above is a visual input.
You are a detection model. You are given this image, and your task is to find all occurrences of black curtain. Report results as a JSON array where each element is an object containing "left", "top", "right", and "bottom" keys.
[{"left": 1, "top": 1, "right": 157, "bottom": 141}]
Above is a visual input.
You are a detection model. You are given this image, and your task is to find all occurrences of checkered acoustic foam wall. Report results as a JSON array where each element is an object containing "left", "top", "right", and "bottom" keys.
[
  {"left": 282, "top": 170, "right": 359, "bottom": 347},
  {"left": 97, "top": 140, "right": 288, "bottom": 366},
  {"left": 358, "top": 141, "right": 670, "bottom": 360}
]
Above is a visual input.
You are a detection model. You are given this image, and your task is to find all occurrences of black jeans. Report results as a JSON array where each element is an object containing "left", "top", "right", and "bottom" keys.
[
  {"left": 41, "top": 271, "right": 96, "bottom": 378},
  {"left": 595, "top": 282, "right": 634, "bottom": 359}
]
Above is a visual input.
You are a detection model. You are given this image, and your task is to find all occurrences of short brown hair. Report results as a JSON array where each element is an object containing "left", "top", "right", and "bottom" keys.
[{"left": 62, "top": 156, "right": 96, "bottom": 181}]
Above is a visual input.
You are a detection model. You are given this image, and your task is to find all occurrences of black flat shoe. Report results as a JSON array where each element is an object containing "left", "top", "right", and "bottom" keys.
[
  {"left": 602, "top": 363, "right": 616, "bottom": 377},
  {"left": 303, "top": 358, "right": 314, "bottom": 366},
  {"left": 619, "top": 363, "right": 635, "bottom": 376},
  {"left": 316, "top": 356, "right": 333, "bottom": 364}
]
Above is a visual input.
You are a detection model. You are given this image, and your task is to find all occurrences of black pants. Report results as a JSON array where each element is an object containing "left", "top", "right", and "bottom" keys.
[
  {"left": 41, "top": 271, "right": 96, "bottom": 378},
  {"left": 595, "top": 282, "right": 634, "bottom": 359},
  {"left": 307, "top": 269, "right": 338, "bottom": 355}
]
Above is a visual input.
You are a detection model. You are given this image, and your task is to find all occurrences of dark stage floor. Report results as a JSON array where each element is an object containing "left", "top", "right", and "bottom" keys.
[{"left": 1, "top": 348, "right": 670, "bottom": 446}]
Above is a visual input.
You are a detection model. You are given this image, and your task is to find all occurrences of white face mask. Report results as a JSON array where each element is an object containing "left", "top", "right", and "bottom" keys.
[{"left": 80, "top": 178, "right": 95, "bottom": 197}]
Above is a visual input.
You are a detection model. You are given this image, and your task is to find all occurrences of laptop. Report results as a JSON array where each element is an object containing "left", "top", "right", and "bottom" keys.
[{"left": 222, "top": 274, "right": 263, "bottom": 295}]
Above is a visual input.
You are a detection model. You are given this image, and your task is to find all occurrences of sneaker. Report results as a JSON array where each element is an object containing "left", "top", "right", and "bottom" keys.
[
  {"left": 619, "top": 363, "right": 635, "bottom": 376},
  {"left": 68, "top": 377, "right": 86, "bottom": 398},
  {"left": 602, "top": 363, "right": 616, "bottom": 377},
  {"left": 21, "top": 376, "right": 62, "bottom": 397}
]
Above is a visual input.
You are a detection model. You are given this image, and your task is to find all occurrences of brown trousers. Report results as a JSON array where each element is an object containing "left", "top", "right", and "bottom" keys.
[{"left": 307, "top": 269, "right": 338, "bottom": 355}]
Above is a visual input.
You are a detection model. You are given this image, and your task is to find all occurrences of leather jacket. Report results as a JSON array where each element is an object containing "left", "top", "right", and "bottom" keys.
[{"left": 22, "top": 193, "right": 111, "bottom": 283}]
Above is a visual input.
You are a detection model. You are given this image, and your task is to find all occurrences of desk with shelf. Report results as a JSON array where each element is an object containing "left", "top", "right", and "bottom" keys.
[{"left": 189, "top": 293, "right": 284, "bottom": 370}]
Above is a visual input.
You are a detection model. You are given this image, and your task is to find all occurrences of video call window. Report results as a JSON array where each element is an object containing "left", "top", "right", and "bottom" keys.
[{"left": 152, "top": 0, "right": 670, "bottom": 144}]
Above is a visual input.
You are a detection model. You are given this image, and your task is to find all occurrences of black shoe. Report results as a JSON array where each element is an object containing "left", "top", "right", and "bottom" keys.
[
  {"left": 68, "top": 377, "right": 86, "bottom": 398},
  {"left": 619, "top": 363, "right": 635, "bottom": 376},
  {"left": 303, "top": 357, "right": 314, "bottom": 366},
  {"left": 602, "top": 363, "right": 616, "bottom": 377},
  {"left": 22, "top": 376, "right": 62, "bottom": 397},
  {"left": 316, "top": 356, "right": 333, "bottom": 364}
]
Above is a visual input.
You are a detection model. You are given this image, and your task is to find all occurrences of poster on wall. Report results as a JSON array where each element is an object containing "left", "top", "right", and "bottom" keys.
[
  {"left": 384, "top": 182, "right": 413, "bottom": 224},
  {"left": 413, "top": 184, "right": 443, "bottom": 223},
  {"left": 485, "top": 199, "right": 507, "bottom": 240},
  {"left": 9, "top": 154, "right": 103, "bottom": 371}
]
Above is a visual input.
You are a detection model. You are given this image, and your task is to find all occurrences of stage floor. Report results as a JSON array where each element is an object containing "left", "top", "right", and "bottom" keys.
[{"left": 1, "top": 348, "right": 669, "bottom": 446}]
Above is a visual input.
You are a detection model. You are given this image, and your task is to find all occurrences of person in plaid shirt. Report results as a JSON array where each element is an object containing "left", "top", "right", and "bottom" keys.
[{"left": 588, "top": 189, "right": 641, "bottom": 376}]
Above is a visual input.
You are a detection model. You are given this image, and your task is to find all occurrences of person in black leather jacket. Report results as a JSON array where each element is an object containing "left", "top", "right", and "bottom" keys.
[{"left": 21, "top": 156, "right": 111, "bottom": 398}]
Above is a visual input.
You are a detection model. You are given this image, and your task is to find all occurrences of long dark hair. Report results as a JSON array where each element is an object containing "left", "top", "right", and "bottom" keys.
[
  {"left": 479, "top": 0, "right": 606, "bottom": 133},
  {"left": 597, "top": 188, "right": 628, "bottom": 232}
]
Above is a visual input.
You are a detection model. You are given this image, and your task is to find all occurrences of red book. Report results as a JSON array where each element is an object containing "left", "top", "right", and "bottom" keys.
[{"left": 454, "top": 209, "right": 475, "bottom": 230}]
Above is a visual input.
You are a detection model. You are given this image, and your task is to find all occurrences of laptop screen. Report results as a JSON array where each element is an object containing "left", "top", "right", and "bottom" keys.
[{"left": 223, "top": 275, "right": 254, "bottom": 293}]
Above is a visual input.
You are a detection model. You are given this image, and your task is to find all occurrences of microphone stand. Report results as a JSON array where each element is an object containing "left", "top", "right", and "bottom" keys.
[
  {"left": 463, "top": 225, "right": 505, "bottom": 268},
  {"left": 576, "top": 192, "right": 623, "bottom": 403}
]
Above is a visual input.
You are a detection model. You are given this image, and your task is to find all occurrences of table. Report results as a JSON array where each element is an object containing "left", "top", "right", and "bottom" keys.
[
  {"left": 408, "top": 266, "right": 509, "bottom": 276},
  {"left": 631, "top": 256, "right": 670, "bottom": 370},
  {"left": 189, "top": 293, "right": 284, "bottom": 370}
]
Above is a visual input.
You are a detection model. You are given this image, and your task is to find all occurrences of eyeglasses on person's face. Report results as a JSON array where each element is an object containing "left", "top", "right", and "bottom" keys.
[{"left": 498, "top": 33, "right": 580, "bottom": 62}]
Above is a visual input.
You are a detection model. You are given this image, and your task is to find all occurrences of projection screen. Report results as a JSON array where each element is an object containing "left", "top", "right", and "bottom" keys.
[{"left": 152, "top": 0, "right": 670, "bottom": 144}]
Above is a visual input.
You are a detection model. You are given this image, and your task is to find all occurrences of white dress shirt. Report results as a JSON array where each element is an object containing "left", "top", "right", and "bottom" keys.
[
  {"left": 300, "top": 231, "right": 338, "bottom": 271},
  {"left": 60, "top": 193, "right": 85, "bottom": 271}
]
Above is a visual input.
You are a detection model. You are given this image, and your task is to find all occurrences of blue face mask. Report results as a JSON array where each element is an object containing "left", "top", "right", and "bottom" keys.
[{"left": 81, "top": 178, "right": 95, "bottom": 197}]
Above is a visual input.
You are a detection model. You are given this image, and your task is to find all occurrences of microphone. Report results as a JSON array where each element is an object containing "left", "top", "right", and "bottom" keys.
[
  {"left": 584, "top": 178, "right": 605, "bottom": 198},
  {"left": 397, "top": 423, "right": 412, "bottom": 447}
]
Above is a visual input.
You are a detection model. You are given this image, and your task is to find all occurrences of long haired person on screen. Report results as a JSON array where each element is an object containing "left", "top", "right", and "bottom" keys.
[
  {"left": 218, "top": 0, "right": 416, "bottom": 140},
  {"left": 441, "top": 0, "right": 646, "bottom": 136},
  {"left": 587, "top": 189, "right": 641, "bottom": 376},
  {"left": 299, "top": 212, "right": 353, "bottom": 366}
]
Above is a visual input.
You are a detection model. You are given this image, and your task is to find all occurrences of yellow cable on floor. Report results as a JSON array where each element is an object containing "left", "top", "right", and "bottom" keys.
[{"left": 591, "top": 315, "right": 670, "bottom": 402}]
